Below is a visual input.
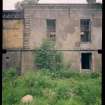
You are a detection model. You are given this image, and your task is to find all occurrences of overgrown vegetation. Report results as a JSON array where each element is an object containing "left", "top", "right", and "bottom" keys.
[
  {"left": 2, "top": 40, "right": 101, "bottom": 105},
  {"left": 2, "top": 68, "right": 101, "bottom": 105},
  {"left": 34, "top": 40, "right": 63, "bottom": 70}
]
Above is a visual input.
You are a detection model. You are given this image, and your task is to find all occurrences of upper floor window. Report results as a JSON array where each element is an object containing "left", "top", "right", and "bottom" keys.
[
  {"left": 80, "top": 19, "right": 91, "bottom": 42},
  {"left": 46, "top": 19, "right": 56, "bottom": 41}
]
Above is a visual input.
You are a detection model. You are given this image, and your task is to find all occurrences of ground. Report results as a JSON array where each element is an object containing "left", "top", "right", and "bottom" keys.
[{"left": 2, "top": 68, "right": 101, "bottom": 105}]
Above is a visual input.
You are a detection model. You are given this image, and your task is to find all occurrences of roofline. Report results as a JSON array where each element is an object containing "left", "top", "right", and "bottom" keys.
[
  {"left": 22, "top": 3, "right": 102, "bottom": 7},
  {"left": 3, "top": 10, "right": 22, "bottom": 12},
  {"left": 3, "top": 3, "right": 102, "bottom": 11},
  {"left": 21, "top": 3, "right": 102, "bottom": 10},
  {"left": 3, "top": 10, "right": 24, "bottom": 19},
  {"left": 22, "top": 3, "right": 102, "bottom": 5}
]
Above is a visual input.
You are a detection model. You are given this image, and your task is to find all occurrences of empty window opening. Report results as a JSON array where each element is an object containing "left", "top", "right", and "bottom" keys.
[
  {"left": 47, "top": 19, "right": 56, "bottom": 41},
  {"left": 80, "top": 19, "right": 91, "bottom": 42},
  {"left": 81, "top": 53, "right": 92, "bottom": 69}
]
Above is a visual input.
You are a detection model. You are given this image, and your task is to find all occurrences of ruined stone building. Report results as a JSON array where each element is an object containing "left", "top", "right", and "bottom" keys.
[{"left": 2, "top": 0, "right": 102, "bottom": 73}]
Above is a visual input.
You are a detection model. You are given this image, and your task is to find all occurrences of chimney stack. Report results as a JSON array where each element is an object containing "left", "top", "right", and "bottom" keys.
[{"left": 87, "top": 0, "right": 96, "bottom": 4}]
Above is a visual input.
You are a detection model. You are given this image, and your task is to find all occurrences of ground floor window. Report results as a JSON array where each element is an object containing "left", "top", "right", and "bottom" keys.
[{"left": 81, "top": 53, "right": 92, "bottom": 70}]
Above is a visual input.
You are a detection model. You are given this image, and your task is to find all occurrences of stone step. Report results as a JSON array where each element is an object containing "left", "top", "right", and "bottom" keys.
[
  {"left": 25, "top": 26, "right": 30, "bottom": 28},
  {"left": 24, "top": 39, "right": 29, "bottom": 41},
  {"left": 24, "top": 32, "right": 30, "bottom": 34},
  {"left": 23, "top": 47, "right": 29, "bottom": 49},
  {"left": 25, "top": 24, "right": 30, "bottom": 26},
  {"left": 23, "top": 45, "right": 29, "bottom": 48},
  {"left": 23, "top": 42, "right": 29, "bottom": 44},
  {"left": 24, "top": 37, "right": 29, "bottom": 39},
  {"left": 24, "top": 34, "right": 30, "bottom": 36},
  {"left": 23, "top": 37, "right": 29, "bottom": 39}
]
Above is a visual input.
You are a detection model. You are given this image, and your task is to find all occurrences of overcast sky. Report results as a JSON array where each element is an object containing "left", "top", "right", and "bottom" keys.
[{"left": 3, "top": 0, "right": 102, "bottom": 10}]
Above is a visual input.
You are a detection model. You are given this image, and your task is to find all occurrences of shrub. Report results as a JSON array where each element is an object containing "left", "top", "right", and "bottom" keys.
[
  {"left": 2, "top": 68, "right": 17, "bottom": 80},
  {"left": 34, "top": 39, "right": 63, "bottom": 71},
  {"left": 56, "top": 87, "right": 71, "bottom": 99},
  {"left": 90, "top": 72, "right": 101, "bottom": 78},
  {"left": 74, "top": 81, "right": 101, "bottom": 105},
  {"left": 50, "top": 68, "right": 80, "bottom": 79}
]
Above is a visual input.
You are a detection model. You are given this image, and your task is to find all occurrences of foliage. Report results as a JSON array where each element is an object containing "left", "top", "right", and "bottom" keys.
[
  {"left": 2, "top": 68, "right": 101, "bottom": 105},
  {"left": 34, "top": 39, "right": 63, "bottom": 71},
  {"left": 2, "top": 68, "right": 17, "bottom": 80}
]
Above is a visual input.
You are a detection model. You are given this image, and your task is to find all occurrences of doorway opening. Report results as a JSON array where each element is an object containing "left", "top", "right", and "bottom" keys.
[{"left": 81, "top": 53, "right": 92, "bottom": 70}]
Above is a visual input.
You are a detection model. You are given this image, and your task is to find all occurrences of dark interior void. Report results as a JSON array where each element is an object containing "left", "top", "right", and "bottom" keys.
[{"left": 81, "top": 53, "right": 92, "bottom": 69}]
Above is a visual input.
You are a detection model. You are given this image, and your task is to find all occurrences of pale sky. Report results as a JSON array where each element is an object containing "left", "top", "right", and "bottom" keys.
[{"left": 3, "top": 0, "right": 102, "bottom": 10}]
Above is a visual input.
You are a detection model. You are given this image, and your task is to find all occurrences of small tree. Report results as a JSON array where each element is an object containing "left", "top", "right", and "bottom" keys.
[{"left": 34, "top": 39, "right": 63, "bottom": 71}]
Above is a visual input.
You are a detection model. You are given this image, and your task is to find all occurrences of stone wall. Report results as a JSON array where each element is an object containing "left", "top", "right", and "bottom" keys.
[
  {"left": 22, "top": 4, "right": 102, "bottom": 72},
  {"left": 2, "top": 51, "right": 22, "bottom": 74},
  {"left": 3, "top": 19, "right": 23, "bottom": 49},
  {"left": 21, "top": 51, "right": 34, "bottom": 73},
  {"left": 2, "top": 3, "right": 102, "bottom": 73},
  {"left": 3, "top": 19, "right": 23, "bottom": 72}
]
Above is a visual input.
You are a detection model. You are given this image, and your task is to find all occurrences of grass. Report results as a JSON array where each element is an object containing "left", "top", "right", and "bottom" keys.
[{"left": 2, "top": 68, "right": 101, "bottom": 105}]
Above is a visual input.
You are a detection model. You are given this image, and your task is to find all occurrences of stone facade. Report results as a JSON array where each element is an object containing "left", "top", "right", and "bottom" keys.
[
  {"left": 3, "top": 10, "right": 23, "bottom": 48},
  {"left": 2, "top": 10, "right": 23, "bottom": 73},
  {"left": 3, "top": 19, "right": 23, "bottom": 48},
  {"left": 2, "top": 51, "right": 22, "bottom": 74},
  {"left": 3, "top": 2, "right": 102, "bottom": 73}
]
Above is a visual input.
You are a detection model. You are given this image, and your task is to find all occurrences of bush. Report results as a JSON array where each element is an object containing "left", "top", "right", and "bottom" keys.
[
  {"left": 2, "top": 68, "right": 17, "bottom": 80},
  {"left": 90, "top": 72, "right": 101, "bottom": 78},
  {"left": 74, "top": 81, "right": 101, "bottom": 105},
  {"left": 50, "top": 69, "right": 80, "bottom": 79},
  {"left": 34, "top": 39, "right": 63, "bottom": 71},
  {"left": 56, "top": 86, "right": 71, "bottom": 99},
  {"left": 2, "top": 69, "right": 101, "bottom": 105}
]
